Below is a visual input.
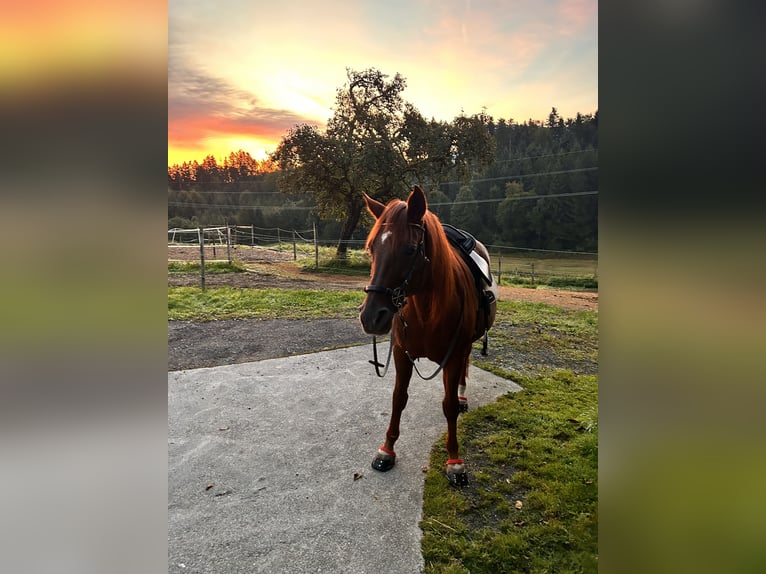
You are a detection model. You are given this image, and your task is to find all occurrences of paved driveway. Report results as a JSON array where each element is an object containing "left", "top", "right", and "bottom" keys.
[{"left": 168, "top": 344, "right": 520, "bottom": 573}]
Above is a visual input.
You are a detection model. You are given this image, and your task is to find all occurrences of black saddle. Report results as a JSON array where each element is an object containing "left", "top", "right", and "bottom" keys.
[{"left": 442, "top": 224, "right": 493, "bottom": 287}]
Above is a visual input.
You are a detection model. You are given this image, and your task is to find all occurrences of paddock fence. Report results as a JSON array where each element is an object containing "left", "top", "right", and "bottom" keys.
[{"left": 168, "top": 224, "right": 598, "bottom": 290}]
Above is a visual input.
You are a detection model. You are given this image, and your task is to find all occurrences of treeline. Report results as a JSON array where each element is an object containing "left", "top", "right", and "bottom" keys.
[
  {"left": 168, "top": 108, "right": 597, "bottom": 251},
  {"left": 433, "top": 108, "right": 598, "bottom": 252},
  {"left": 167, "top": 151, "right": 317, "bottom": 232}
]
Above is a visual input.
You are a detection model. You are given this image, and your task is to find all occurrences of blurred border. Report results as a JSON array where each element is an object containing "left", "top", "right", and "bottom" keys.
[
  {"left": 600, "top": 1, "right": 766, "bottom": 572},
  {"left": 2, "top": 1, "right": 765, "bottom": 572},
  {"left": 1, "top": 2, "right": 168, "bottom": 573}
]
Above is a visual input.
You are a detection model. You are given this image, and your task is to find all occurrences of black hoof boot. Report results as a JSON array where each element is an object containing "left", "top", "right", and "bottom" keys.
[
  {"left": 447, "top": 471, "right": 469, "bottom": 487},
  {"left": 372, "top": 456, "right": 395, "bottom": 472},
  {"left": 446, "top": 459, "right": 468, "bottom": 487},
  {"left": 371, "top": 446, "right": 396, "bottom": 472},
  {"left": 458, "top": 396, "right": 468, "bottom": 413}
]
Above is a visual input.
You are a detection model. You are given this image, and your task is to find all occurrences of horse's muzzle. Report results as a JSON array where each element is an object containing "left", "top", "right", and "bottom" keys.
[{"left": 359, "top": 298, "right": 395, "bottom": 335}]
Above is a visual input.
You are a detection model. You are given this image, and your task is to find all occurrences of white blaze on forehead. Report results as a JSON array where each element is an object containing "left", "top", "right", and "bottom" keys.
[{"left": 380, "top": 231, "right": 393, "bottom": 244}]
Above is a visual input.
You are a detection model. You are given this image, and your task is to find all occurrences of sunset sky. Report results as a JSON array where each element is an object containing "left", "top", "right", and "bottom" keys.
[{"left": 168, "top": 0, "right": 597, "bottom": 166}]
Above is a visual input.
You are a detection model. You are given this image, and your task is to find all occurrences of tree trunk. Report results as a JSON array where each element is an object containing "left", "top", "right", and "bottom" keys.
[{"left": 335, "top": 199, "right": 362, "bottom": 260}]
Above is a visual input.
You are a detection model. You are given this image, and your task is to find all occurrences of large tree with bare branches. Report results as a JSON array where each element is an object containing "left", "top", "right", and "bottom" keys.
[{"left": 271, "top": 67, "right": 494, "bottom": 259}]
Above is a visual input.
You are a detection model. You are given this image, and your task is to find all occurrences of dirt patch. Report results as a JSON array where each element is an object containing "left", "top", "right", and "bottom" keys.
[
  {"left": 168, "top": 318, "right": 368, "bottom": 371},
  {"left": 168, "top": 245, "right": 597, "bottom": 311}
]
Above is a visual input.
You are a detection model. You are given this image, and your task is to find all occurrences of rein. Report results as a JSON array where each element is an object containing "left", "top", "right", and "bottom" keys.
[{"left": 369, "top": 307, "right": 465, "bottom": 380}]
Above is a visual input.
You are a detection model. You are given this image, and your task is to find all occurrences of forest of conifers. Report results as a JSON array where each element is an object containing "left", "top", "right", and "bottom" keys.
[{"left": 168, "top": 108, "right": 597, "bottom": 253}]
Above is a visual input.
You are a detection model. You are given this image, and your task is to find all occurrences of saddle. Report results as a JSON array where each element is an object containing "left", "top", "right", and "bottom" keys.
[
  {"left": 442, "top": 224, "right": 497, "bottom": 354},
  {"left": 442, "top": 224, "right": 492, "bottom": 287}
]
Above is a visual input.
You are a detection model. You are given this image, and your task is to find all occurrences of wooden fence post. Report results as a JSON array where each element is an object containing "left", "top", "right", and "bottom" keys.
[
  {"left": 198, "top": 226, "right": 206, "bottom": 291},
  {"left": 293, "top": 231, "right": 297, "bottom": 260},
  {"left": 226, "top": 225, "right": 232, "bottom": 263},
  {"left": 313, "top": 222, "right": 319, "bottom": 269},
  {"left": 530, "top": 262, "right": 535, "bottom": 287},
  {"left": 497, "top": 252, "right": 502, "bottom": 284},
  {"left": 251, "top": 224, "right": 255, "bottom": 246}
]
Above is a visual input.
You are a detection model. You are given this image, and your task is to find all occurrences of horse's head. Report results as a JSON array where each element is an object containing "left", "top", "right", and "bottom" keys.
[{"left": 359, "top": 185, "right": 429, "bottom": 335}]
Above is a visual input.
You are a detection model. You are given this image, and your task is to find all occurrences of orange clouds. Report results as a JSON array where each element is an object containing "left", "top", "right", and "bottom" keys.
[
  {"left": 167, "top": 114, "right": 294, "bottom": 165},
  {"left": 168, "top": 0, "right": 597, "bottom": 166}
]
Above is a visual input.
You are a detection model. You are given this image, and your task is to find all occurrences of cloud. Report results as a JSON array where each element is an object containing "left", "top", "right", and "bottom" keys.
[{"left": 168, "top": 64, "right": 317, "bottom": 150}]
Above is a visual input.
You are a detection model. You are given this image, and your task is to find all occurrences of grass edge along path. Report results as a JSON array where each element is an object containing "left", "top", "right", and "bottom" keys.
[
  {"left": 168, "top": 286, "right": 365, "bottom": 321},
  {"left": 421, "top": 369, "right": 598, "bottom": 573}
]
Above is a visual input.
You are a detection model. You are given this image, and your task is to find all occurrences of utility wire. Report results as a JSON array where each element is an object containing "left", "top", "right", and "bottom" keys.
[
  {"left": 440, "top": 166, "right": 598, "bottom": 186},
  {"left": 492, "top": 148, "right": 598, "bottom": 164},
  {"left": 168, "top": 189, "right": 597, "bottom": 210},
  {"left": 430, "top": 190, "right": 598, "bottom": 206}
]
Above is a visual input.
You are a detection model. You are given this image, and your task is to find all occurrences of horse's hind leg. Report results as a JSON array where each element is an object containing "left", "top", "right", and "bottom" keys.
[
  {"left": 458, "top": 362, "right": 469, "bottom": 413},
  {"left": 443, "top": 357, "right": 469, "bottom": 487},
  {"left": 372, "top": 346, "right": 413, "bottom": 472}
]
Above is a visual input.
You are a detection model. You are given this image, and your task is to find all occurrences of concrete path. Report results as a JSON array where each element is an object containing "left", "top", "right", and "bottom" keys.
[{"left": 168, "top": 343, "right": 521, "bottom": 573}]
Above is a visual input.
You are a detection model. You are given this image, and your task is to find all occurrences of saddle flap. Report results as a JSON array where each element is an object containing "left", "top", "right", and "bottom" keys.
[
  {"left": 442, "top": 223, "right": 492, "bottom": 286},
  {"left": 469, "top": 250, "right": 492, "bottom": 285}
]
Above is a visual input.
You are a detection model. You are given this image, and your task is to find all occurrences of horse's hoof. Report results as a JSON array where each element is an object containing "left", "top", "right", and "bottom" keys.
[
  {"left": 446, "top": 458, "right": 468, "bottom": 487},
  {"left": 371, "top": 445, "right": 396, "bottom": 472},
  {"left": 458, "top": 395, "right": 468, "bottom": 413},
  {"left": 372, "top": 456, "right": 395, "bottom": 472},
  {"left": 447, "top": 471, "right": 469, "bottom": 487}
]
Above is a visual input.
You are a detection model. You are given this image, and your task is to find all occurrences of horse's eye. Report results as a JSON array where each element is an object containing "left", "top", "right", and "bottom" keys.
[{"left": 404, "top": 245, "right": 417, "bottom": 257}]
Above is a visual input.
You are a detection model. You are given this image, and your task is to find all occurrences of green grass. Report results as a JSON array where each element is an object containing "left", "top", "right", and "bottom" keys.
[
  {"left": 423, "top": 301, "right": 598, "bottom": 573},
  {"left": 499, "top": 274, "right": 598, "bottom": 290},
  {"left": 168, "top": 260, "right": 247, "bottom": 274},
  {"left": 167, "top": 286, "right": 365, "bottom": 320},
  {"left": 475, "top": 301, "right": 598, "bottom": 377},
  {"left": 300, "top": 255, "right": 372, "bottom": 276},
  {"left": 493, "top": 253, "right": 598, "bottom": 290},
  {"left": 421, "top": 370, "right": 598, "bottom": 574}
]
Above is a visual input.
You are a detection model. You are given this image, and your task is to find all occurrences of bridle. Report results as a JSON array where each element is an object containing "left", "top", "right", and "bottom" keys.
[
  {"left": 364, "top": 221, "right": 465, "bottom": 380},
  {"left": 363, "top": 222, "right": 428, "bottom": 310}
]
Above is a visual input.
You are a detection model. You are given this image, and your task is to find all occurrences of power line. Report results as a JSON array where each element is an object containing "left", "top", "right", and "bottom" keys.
[
  {"left": 440, "top": 166, "right": 598, "bottom": 186},
  {"left": 485, "top": 243, "right": 597, "bottom": 256},
  {"left": 168, "top": 190, "right": 286, "bottom": 195},
  {"left": 492, "top": 148, "right": 598, "bottom": 164},
  {"left": 169, "top": 189, "right": 597, "bottom": 211},
  {"left": 168, "top": 202, "right": 317, "bottom": 210},
  {"left": 431, "top": 190, "right": 598, "bottom": 206}
]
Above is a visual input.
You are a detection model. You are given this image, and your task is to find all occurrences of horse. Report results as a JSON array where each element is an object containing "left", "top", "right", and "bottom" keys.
[{"left": 359, "top": 184, "right": 497, "bottom": 486}]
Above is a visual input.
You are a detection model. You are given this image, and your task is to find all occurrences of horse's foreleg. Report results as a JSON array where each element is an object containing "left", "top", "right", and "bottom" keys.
[
  {"left": 443, "top": 359, "right": 469, "bottom": 487},
  {"left": 372, "top": 346, "right": 413, "bottom": 472}
]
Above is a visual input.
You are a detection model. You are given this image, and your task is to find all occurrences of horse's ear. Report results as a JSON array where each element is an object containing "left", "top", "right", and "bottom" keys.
[
  {"left": 364, "top": 193, "right": 386, "bottom": 220},
  {"left": 407, "top": 185, "right": 427, "bottom": 223}
]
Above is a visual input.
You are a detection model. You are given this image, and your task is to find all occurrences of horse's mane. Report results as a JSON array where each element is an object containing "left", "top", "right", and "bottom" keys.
[{"left": 367, "top": 199, "right": 475, "bottom": 327}]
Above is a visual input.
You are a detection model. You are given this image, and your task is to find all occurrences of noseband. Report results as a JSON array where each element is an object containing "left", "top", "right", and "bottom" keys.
[{"left": 363, "top": 223, "right": 428, "bottom": 309}]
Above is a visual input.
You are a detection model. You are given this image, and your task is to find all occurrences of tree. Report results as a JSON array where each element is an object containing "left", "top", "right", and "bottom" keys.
[
  {"left": 271, "top": 67, "right": 495, "bottom": 259},
  {"left": 450, "top": 185, "right": 481, "bottom": 235},
  {"left": 496, "top": 181, "right": 535, "bottom": 246}
]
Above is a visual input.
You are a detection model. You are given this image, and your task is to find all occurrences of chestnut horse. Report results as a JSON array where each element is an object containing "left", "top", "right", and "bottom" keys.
[{"left": 359, "top": 185, "right": 497, "bottom": 486}]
